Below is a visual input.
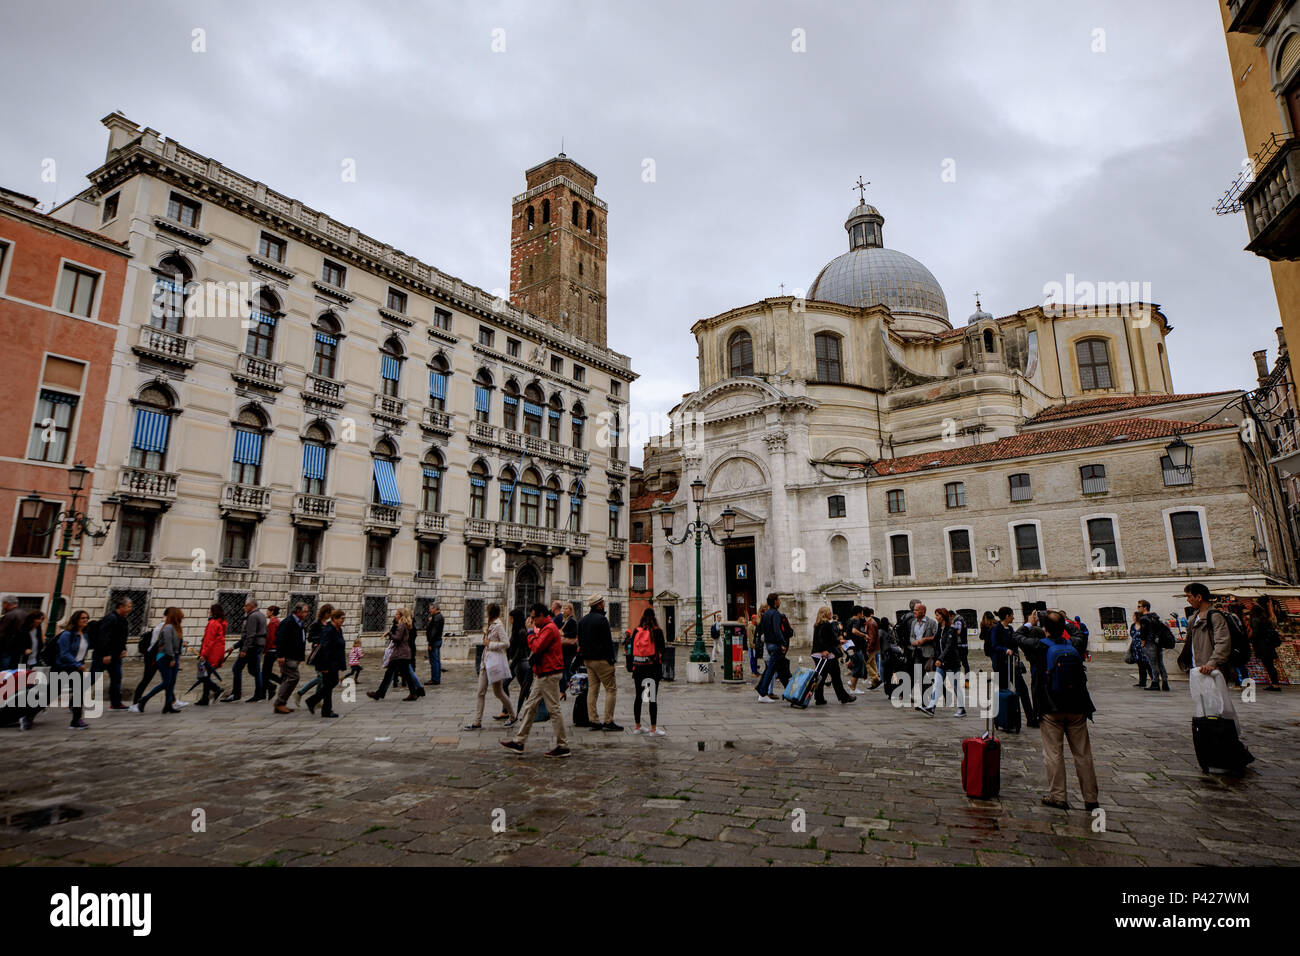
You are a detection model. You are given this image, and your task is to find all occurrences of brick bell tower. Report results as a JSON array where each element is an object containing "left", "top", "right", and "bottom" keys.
[{"left": 509, "top": 153, "right": 607, "bottom": 347}]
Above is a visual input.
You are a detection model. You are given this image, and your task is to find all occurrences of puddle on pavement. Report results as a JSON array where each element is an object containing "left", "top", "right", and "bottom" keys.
[{"left": 0, "top": 806, "right": 85, "bottom": 830}]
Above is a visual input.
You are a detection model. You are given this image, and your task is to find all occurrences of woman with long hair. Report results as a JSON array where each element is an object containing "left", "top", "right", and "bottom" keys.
[
  {"left": 811, "top": 606, "right": 855, "bottom": 705},
  {"left": 53, "top": 609, "right": 92, "bottom": 729},
  {"left": 507, "top": 607, "right": 532, "bottom": 714},
  {"left": 296, "top": 603, "right": 334, "bottom": 703},
  {"left": 367, "top": 607, "right": 424, "bottom": 701},
  {"left": 630, "top": 607, "right": 667, "bottom": 736},
  {"left": 195, "top": 602, "right": 227, "bottom": 705},
  {"left": 137, "top": 607, "right": 184, "bottom": 714},
  {"left": 306, "top": 608, "right": 346, "bottom": 718},
  {"left": 464, "top": 603, "right": 514, "bottom": 729},
  {"left": 923, "top": 608, "right": 966, "bottom": 717},
  {"left": 15, "top": 611, "right": 44, "bottom": 668}
]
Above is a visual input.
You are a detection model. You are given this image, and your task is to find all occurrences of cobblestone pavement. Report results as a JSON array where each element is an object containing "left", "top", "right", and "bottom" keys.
[{"left": 1, "top": 652, "right": 1297, "bottom": 867}]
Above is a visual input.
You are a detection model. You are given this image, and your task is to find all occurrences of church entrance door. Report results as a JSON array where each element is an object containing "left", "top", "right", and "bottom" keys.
[{"left": 724, "top": 538, "right": 756, "bottom": 622}]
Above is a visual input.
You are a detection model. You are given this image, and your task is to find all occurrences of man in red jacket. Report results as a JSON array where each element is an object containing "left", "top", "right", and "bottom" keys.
[{"left": 501, "top": 603, "right": 570, "bottom": 758}]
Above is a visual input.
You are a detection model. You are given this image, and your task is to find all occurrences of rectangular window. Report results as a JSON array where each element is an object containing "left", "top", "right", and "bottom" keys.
[
  {"left": 417, "top": 541, "right": 439, "bottom": 579},
  {"left": 429, "top": 370, "right": 447, "bottom": 411},
  {"left": 467, "top": 546, "right": 484, "bottom": 581},
  {"left": 475, "top": 385, "right": 491, "bottom": 424},
  {"left": 55, "top": 264, "right": 98, "bottom": 317},
  {"left": 608, "top": 559, "right": 621, "bottom": 590},
  {"left": 573, "top": 364, "right": 585, "bottom": 383},
  {"left": 258, "top": 233, "right": 286, "bottom": 263},
  {"left": 321, "top": 259, "right": 346, "bottom": 287},
  {"left": 167, "top": 192, "right": 201, "bottom": 227},
  {"left": 1009, "top": 473, "right": 1032, "bottom": 502},
  {"left": 551, "top": 355, "right": 564, "bottom": 374},
  {"left": 1161, "top": 454, "right": 1193, "bottom": 487},
  {"left": 478, "top": 326, "right": 494, "bottom": 348},
  {"left": 890, "top": 534, "right": 911, "bottom": 577},
  {"left": 1170, "top": 511, "right": 1207, "bottom": 564},
  {"left": 292, "top": 528, "right": 321, "bottom": 572},
  {"left": 520, "top": 488, "right": 540, "bottom": 527},
  {"left": 116, "top": 508, "right": 154, "bottom": 563},
  {"left": 365, "top": 535, "right": 389, "bottom": 574},
  {"left": 1086, "top": 517, "right": 1119, "bottom": 570},
  {"left": 1080, "top": 464, "right": 1107, "bottom": 495},
  {"left": 609, "top": 505, "right": 620, "bottom": 538},
  {"left": 815, "top": 334, "right": 843, "bottom": 383},
  {"left": 945, "top": 482, "right": 965, "bottom": 508},
  {"left": 569, "top": 556, "right": 582, "bottom": 587},
  {"left": 362, "top": 595, "right": 388, "bottom": 632},
  {"left": 10, "top": 500, "right": 58, "bottom": 558},
  {"left": 386, "top": 288, "right": 407, "bottom": 313},
  {"left": 611, "top": 380, "right": 622, "bottom": 396},
  {"left": 632, "top": 522, "right": 644, "bottom": 543},
  {"left": 503, "top": 395, "right": 518, "bottom": 431},
  {"left": 101, "top": 193, "right": 119, "bottom": 223},
  {"left": 1013, "top": 523, "right": 1041, "bottom": 571},
  {"left": 221, "top": 520, "right": 254, "bottom": 569},
  {"left": 948, "top": 529, "right": 973, "bottom": 575},
  {"left": 506, "top": 338, "right": 521, "bottom": 357},
  {"left": 470, "top": 476, "right": 486, "bottom": 519},
  {"left": 433, "top": 307, "right": 452, "bottom": 331},
  {"left": 887, "top": 489, "right": 905, "bottom": 514},
  {"left": 0, "top": 241, "right": 8, "bottom": 281},
  {"left": 828, "top": 494, "right": 846, "bottom": 518},
  {"left": 464, "top": 598, "right": 484, "bottom": 631},
  {"left": 632, "top": 564, "right": 648, "bottom": 591},
  {"left": 548, "top": 408, "right": 560, "bottom": 443},
  {"left": 27, "top": 389, "right": 79, "bottom": 463}
]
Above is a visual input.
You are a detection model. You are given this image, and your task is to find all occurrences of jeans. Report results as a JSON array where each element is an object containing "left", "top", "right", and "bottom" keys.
[
  {"left": 757, "top": 643, "right": 786, "bottom": 696},
  {"left": 375, "top": 660, "right": 420, "bottom": 697},
  {"left": 1144, "top": 642, "right": 1168, "bottom": 686},
  {"left": 133, "top": 654, "right": 158, "bottom": 705},
  {"left": 230, "top": 649, "right": 262, "bottom": 699},
  {"left": 927, "top": 665, "right": 966, "bottom": 712},
  {"left": 92, "top": 657, "right": 123, "bottom": 708},
  {"left": 306, "top": 669, "right": 338, "bottom": 716},
  {"left": 428, "top": 641, "right": 442, "bottom": 684},
  {"left": 139, "top": 658, "right": 178, "bottom": 709}
]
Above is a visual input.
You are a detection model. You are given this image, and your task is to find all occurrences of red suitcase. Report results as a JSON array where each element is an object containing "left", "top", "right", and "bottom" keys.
[{"left": 961, "top": 710, "right": 1000, "bottom": 799}]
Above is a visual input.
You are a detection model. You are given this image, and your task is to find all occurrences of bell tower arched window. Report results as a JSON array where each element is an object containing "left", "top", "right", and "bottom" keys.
[
  {"left": 728, "top": 330, "right": 754, "bottom": 376},
  {"left": 1076, "top": 338, "right": 1113, "bottom": 390}
]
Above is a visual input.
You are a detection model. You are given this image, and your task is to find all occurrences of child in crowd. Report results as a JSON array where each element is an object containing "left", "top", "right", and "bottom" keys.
[{"left": 348, "top": 639, "right": 364, "bottom": 682}]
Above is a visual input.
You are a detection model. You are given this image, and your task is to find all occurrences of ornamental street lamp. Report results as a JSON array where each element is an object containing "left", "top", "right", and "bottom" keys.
[
  {"left": 1165, "top": 435, "right": 1191, "bottom": 473},
  {"left": 20, "top": 463, "right": 121, "bottom": 638},
  {"left": 658, "top": 482, "right": 736, "bottom": 668}
]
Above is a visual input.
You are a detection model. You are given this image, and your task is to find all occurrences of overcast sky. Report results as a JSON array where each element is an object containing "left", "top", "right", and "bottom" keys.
[{"left": 0, "top": 0, "right": 1281, "bottom": 466}]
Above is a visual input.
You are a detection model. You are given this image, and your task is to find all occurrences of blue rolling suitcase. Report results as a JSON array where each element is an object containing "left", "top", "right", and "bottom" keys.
[
  {"left": 994, "top": 685, "right": 1021, "bottom": 733},
  {"left": 783, "top": 658, "right": 827, "bottom": 709}
]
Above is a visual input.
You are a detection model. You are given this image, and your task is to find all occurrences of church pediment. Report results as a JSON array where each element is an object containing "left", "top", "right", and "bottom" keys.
[
  {"left": 707, "top": 456, "right": 769, "bottom": 495},
  {"left": 654, "top": 590, "right": 681, "bottom": 603},
  {"left": 816, "top": 580, "right": 865, "bottom": 595}
]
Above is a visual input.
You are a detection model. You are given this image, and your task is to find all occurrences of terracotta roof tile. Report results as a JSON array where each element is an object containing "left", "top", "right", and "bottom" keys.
[
  {"left": 1025, "top": 392, "right": 1230, "bottom": 424},
  {"left": 871, "top": 417, "right": 1228, "bottom": 476}
]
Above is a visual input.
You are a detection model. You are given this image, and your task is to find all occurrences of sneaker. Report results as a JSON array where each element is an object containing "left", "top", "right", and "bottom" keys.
[
  {"left": 588, "top": 724, "right": 605, "bottom": 731},
  {"left": 127, "top": 704, "right": 140, "bottom": 713},
  {"left": 1266, "top": 685, "right": 1282, "bottom": 692},
  {"left": 109, "top": 704, "right": 128, "bottom": 710},
  {"left": 1041, "top": 796, "right": 1070, "bottom": 810},
  {"left": 954, "top": 708, "right": 967, "bottom": 718},
  {"left": 70, "top": 720, "right": 89, "bottom": 729},
  {"left": 1132, "top": 683, "right": 1146, "bottom": 688},
  {"left": 631, "top": 727, "right": 644, "bottom": 735},
  {"left": 18, "top": 717, "right": 32, "bottom": 731},
  {"left": 920, "top": 706, "right": 935, "bottom": 717},
  {"left": 603, "top": 722, "right": 624, "bottom": 732},
  {"left": 653, "top": 728, "right": 666, "bottom": 736},
  {"left": 852, "top": 688, "right": 866, "bottom": 694},
  {"left": 174, "top": 700, "right": 189, "bottom": 708},
  {"left": 768, "top": 694, "right": 781, "bottom": 701},
  {"left": 544, "top": 746, "right": 571, "bottom": 758},
  {"left": 491, "top": 712, "right": 510, "bottom": 721},
  {"left": 219, "top": 694, "right": 237, "bottom": 703},
  {"left": 1146, "top": 684, "right": 1161, "bottom": 691},
  {"left": 462, "top": 723, "right": 482, "bottom": 731},
  {"left": 839, "top": 696, "right": 856, "bottom": 704},
  {"left": 756, "top": 693, "right": 772, "bottom": 702},
  {"left": 499, "top": 739, "right": 525, "bottom": 754}
]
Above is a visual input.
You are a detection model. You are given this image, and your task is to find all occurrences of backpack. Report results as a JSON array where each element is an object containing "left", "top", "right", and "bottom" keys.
[
  {"left": 84, "top": 616, "right": 103, "bottom": 654},
  {"left": 38, "top": 632, "right": 62, "bottom": 667},
  {"left": 631, "top": 627, "right": 656, "bottom": 664},
  {"left": 982, "top": 626, "right": 995, "bottom": 659},
  {"left": 1149, "top": 615, "right": 1176, "bottom": 650},
  {"left": 1209, "top": 609, "right": 1251, "bottom": 671},
  {"left": 1044, "top": 636, "right": 1089, "bottom": 713}
]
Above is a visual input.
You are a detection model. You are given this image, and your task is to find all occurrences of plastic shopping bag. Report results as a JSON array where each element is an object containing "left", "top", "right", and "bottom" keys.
[{"left": 1189, "top": 668, "right": 1227, "bottom": 719}]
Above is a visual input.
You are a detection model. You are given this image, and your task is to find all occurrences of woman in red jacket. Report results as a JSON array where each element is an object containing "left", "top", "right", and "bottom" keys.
[{"left": 197, "top": 603, "right": 228, "bottom": 705}]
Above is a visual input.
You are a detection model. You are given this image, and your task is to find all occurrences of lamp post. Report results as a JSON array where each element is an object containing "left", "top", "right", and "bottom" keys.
[
  {"left": 1165, "top": 435, "right": 1192, "bottom": 475},
  {"left": 658, "top": 479, "right": 736, "bottom": 671},
  {"left": 19, "top": 463, "right": 121, "bottom": 639}
]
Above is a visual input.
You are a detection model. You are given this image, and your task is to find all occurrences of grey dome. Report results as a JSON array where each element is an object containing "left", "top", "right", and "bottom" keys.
[{"left": 809, "top": 246, "right": 950, "bottom": 323}]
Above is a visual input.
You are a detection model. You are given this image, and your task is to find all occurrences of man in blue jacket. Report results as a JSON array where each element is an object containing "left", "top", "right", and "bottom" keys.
[{"left": 755, "top": 593, "right": 787, "bottom": 701}]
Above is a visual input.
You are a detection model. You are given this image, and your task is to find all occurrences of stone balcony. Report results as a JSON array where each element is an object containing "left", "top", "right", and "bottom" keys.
[
  {"left": 1241, "top": 136, "right": 1300, "bottom": 261},
  {"left": 421, "top": 407, "right": 454, "bottom": 436},
  {"left": 232, "top": 352, "right": 285, "bottom": 390},
  {"left": 220, "top": 482, "right": 272, "bottom": 517},
  {"left": 468, "top": 421, "right": 587, "bottom": 466},
  {"left": 607, "top": 538, "right": 627, "bottom": 557},
  {"left": 465, "top": 517, "right": 588, "bottom": 552},
  {"left": 416, "top": 510, "right": 448, "bottom": 538},
  {"left": 372, "top": 393, "right": 407, "bottom": 421},
  {"left": 132, "top": 324, "right": 195, "bottom": 368},
  {"left": 304, "top": 372, "right": 344, "bottom": 407},
  {"left": 291, "top": 493, "right": 336, "bottom": 526},
  {"left": 117, "top": 467, "right": 178, "bottom": 505},
  {"left": 365, "top": 503, "right": 401, "bottom": 533},
  {"left": 608, "top": 457, "right": 628, "bottom": 477}
]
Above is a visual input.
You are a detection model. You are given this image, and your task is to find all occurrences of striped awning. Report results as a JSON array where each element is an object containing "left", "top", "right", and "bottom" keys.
[
  {"left": 40, "top": 389, "right": 79, "bottom": 406},
  {"left": 131, "top": 409, "right": 170, "bottom": 452},
  {"left": 523, "top": 401, "right": 544, "bottom": 417},
  {"left": 571, "top": 416, "right": 584, "bottom": 426},
  {"left": 372, "top": 459, "right": 401, "bottom": 506},
  {"left": 609, "top": 504, "right": 620, "bottom": 513},
  {"left": 549, "top": 409, "right": 561, "bottom": 420},
  {"left": 232, "top": 429, "right": 263, "bottom": 465},
  {"left": 315, "top": 331, "right": 337, "bottom": 346},
  {"left": 429, "top": 371, "right": 447, "bottom": 400},
  {"left": 570, "top": 494, "right": 582, "bottom": 505},
  {"left": 546, "top": 491, "right": 559, "bottom": 501},
  {"left": 469, "top": 476, "right": 486, "bottom": 488},
  {"left": 474, "top": 386, "right": 491, "bottom": 412},
  {"left": 380, "top": 355, "right": 402, "bottom": 381},
  {"left": 251, "top": 310, "right": 276, "bottom": 326},
  {"left": 302, "top": 443, "right": 327, "bottom": 480},
  {"left": 422, "top": 466, "right": 441, "bottom": 480}
]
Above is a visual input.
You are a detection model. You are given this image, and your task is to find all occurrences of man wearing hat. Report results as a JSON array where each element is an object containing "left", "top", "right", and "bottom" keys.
[{"left": 578, "top": 593, "right": 622, "bottom": 732}]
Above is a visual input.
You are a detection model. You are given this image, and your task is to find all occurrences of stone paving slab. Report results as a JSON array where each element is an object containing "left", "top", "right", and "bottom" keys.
[{"left": 0, "top": 653, "right": 1296, "bottom": 866}]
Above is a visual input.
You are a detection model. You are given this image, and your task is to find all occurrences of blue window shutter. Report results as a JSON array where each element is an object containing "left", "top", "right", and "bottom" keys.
[
  {"left": 429, "top": 371, "right": 447, "bottom": 400},
  {"left": 131, "top": 409, "right": 170, "bottom": 453},
  {"left": 475, "top": 386, "right": 491, "bottom": 412},
  {"left": 302, "top": 443, "right": 327, "bottom": 480},
  {"left": 232, "top": 429, "right": 263, "bottom": 465},
  {"left": 372, "top": 458, "right": 401, "bottom": 506},
  {"left": 523, "top": 401, "right": 544, "bottom": 417},
  {"left": 381, "top": 355, "right": 402, "bottom": 381}
]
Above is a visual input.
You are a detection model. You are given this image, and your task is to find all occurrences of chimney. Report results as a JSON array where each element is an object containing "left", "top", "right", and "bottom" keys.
[
  {"left": 1278, "top": 326, "right": 1288, "bottom": 353},
  {"left": 1253, "top": 349, "right": 1270, "bottom": 383},
  {"left": 100, "top": 112, "right": 141, "bottom": 161}
]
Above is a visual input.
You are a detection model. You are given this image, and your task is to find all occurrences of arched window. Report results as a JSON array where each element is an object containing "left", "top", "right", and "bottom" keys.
[
  {"left": 663, "top": 549, "right": 674, "bottom": 587},
  {"left": 502, "top": 378, "right": 520, "bottom": 431},
  {"left": 569, "top": 480, "right": 585, "bottom": 532},
  {"left": 526, "top": 205, "right": 535, "bottom": 230},
  {"left": 609, "top": 484, "right": 622, "bottom": 537},
  {"left": 830, "top": 534, "right": 849, "bottom": 579},
  {"left": 523, "top": 383, "right": 544, "bottom": 437},
  {"left": 541, "top": 198, "right": 550, "bottom": 223},
  {"left": 469, "top": 460, "right": 489, "bottom": 519},
  {"left": 129, "top": 385, "right": 175, "bottom": 471},
  {"left": 571, "top": 201, "right": 580, "bottom": 226},
  {"left": 421, "top": 450, "right": 443, "bottom": 512},
  {"left": 1076, "top": 338, "right": 1113, "bottom": 390},
  {"left": 231, "top": 406, "right": 267, "bottom": 484},
  {"left": 728, "top": 330, "right": 754, "bottom": 377},
  {"left": 301, "top": 422, "right": 331, "bottom": 495},
  {"left": 371, "top": 438, "right": 400, "bottom": 507},
  {"left": 152, "top": 255, "right": 191, "bottom": 333},
  {"left": 548, "top": 393, "right": 563, "bottom": 443},
  {"left": 983, "top": 328, "right": 995, "bottom": 354},
  {"left": 519, "top": 468, "right": 542, "bottom": 526},
  {"left": 246, "top": 288, "right": 280, "bottom": 359},
  {"left": 814, "top": 332, "right": 843, "bottom": 383},
  {"left": 571, "top": 401, "right": 585, "bottom": 448},
  {"left": 586, "top": 208, "right": 594, "bottom": 233},
  {"left": 545, "top": 476, "right": 561, "bottom": 528},
  {"left": 499, "top": 466, "right": 517, "bottom": 523},
  {"left": 313, "top": 313, "right": 341, "bottom": 379},
  {"left": 474, "top": 368, "right": 493, "bottom": 423},
  {"left": 578, "top": 261, "right": 583, "bottom": 278},
  {"left": 380, "top": 336, "right": 404, "bottom": 398},
  {"left": 428, "top": 353, "right": 449, "bottom": 411}
]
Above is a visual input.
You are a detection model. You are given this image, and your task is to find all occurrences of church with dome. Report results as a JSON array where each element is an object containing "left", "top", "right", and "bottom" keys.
[{"left": 635, "top": 194, "right": 1294, "bottom": 649}]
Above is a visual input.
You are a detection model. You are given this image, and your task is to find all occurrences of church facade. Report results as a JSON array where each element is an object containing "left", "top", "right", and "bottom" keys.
[{"left": 642, "top": 200, "right": 1295, "bottom": 648}]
